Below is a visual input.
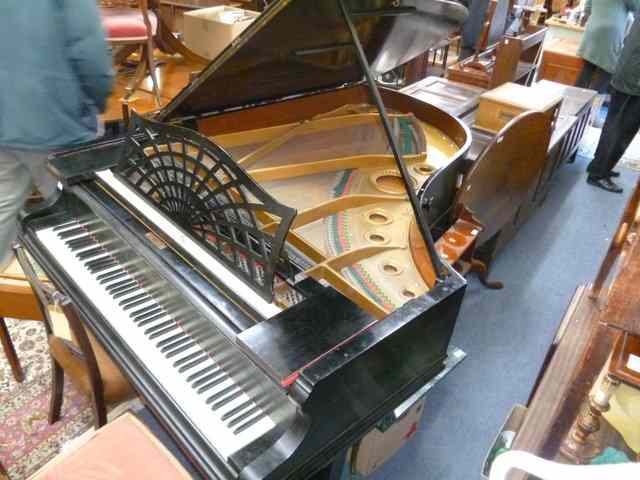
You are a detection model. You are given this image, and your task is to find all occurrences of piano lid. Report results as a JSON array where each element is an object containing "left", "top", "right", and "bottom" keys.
[{"left": 159, "top": 0, "right": 468, "bottom": 121}]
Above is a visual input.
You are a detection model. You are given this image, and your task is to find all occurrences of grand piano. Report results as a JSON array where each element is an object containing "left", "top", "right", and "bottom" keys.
[{"left": 19, "top": 1, "right": 471, "bottom": 478}]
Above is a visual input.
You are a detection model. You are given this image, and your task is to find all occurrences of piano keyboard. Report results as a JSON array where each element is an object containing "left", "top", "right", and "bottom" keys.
[{"left": 37, "top": 217, "right": 280, "bottom": 462}]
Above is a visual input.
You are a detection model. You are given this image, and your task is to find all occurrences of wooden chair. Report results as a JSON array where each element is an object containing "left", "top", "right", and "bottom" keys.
[
  {"left": 0, "top": 255, "right": 47, "bottom": 383},
  {"left": 13, "top": 244, "right": 134, "bottom": 428},
  {"left": 100, "top": 0, "right": 161, "bottom": 105}
]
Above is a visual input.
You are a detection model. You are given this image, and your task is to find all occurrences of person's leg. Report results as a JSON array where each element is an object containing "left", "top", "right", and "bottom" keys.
[
  {"left": 575, "top": 61, "right": 597, "bottom": 89},
  {"left": 587, "top": 89, "right": 627, "bottom": 177},
  {"left": 587, "top": 90, "right": 640, "bottom": 192},
  {"left": 20, "top": 150, "right": 58, "bottom": 199},
  {"left": 592, "top": 68, "right": 613, "bottom": 95},
  {"left": 0, "top": 150, "right": 33, "bottom": 268},
  {"left": 600, "top": 94, "right": 640, "bottom": 172}
]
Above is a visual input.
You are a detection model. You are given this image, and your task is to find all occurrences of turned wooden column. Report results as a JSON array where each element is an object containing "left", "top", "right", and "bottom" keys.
[{"left": 560, "top": 374, "right": 620, "bottom": 463}]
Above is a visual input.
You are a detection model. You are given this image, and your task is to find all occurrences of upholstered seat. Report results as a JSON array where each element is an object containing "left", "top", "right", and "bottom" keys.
[
  {"left": 99, "top": 1, "right": 161, "bottom": 105},
  {"left": 101, "top": 7, "right": 158, "bottom": 42}
]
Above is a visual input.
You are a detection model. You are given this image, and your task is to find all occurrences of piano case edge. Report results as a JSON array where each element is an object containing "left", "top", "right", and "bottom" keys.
[{"left": 242, "top": 270, "right": 466, "bottom": 480}]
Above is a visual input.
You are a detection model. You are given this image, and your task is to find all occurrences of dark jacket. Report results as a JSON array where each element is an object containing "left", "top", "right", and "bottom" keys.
[
  {"left": 0, "top": 0, "right": 113, "bottom": 151},
  {"left": 613, "top": 16, "right": 640, "bottom": 96}
]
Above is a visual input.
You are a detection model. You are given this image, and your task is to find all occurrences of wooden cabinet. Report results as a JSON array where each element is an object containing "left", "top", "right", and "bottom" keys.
[{"left": 539, "top": 38, "right": 583, "bottom": 85}]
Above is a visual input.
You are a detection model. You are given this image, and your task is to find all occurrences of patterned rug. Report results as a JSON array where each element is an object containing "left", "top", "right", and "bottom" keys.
[{"left": 0, "top": 319, "right": 93, "bottom": 479}]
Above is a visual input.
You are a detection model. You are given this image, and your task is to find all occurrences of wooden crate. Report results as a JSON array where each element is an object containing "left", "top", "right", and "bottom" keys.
[{"left": 475, "top": 82, "right": 562, "bottom": 133}]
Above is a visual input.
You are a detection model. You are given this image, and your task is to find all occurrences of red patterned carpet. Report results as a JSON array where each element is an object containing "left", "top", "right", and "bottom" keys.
[{"left": 0, "top": 319, "right": 92, "bottom": 479}]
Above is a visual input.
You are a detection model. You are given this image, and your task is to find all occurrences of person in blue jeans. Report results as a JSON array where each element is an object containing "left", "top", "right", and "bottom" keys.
[{"left": 0, "top": 0, "right": 113, "bottom": 271}]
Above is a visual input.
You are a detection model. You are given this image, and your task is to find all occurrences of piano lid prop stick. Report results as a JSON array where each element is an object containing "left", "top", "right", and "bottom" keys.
[{"left": 337, "top": 0, "right": 447, "bottom": 280}]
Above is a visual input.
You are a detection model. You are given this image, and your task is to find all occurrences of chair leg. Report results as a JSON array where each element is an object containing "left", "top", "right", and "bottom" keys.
[
  {"left": 124, "top": 46, "right": 149, "bottom": 101},
  {"left": 0, "top": 317, "right": 24, "bottom": 383},
  {"left": 49, "top": 357, "right": 64, "bottom": 424},
  {"left": 145, "top": 40, "right": 162, "bottom": 107},
  {"left": 91, "top": 387, "right": 108, "bottom": 428},
  {"left": 112, "top": 44, "right": 139, "bottom": 67}
]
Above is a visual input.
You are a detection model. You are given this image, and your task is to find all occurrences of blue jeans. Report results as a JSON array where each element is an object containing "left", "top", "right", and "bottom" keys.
[{"left": 0, "top": 148, "right": 57, "bottom": 266}]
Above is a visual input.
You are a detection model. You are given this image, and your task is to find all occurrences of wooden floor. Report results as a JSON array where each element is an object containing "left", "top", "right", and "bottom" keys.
[{"left": 103, "top": 53, "right": 203, "bottom": 123}]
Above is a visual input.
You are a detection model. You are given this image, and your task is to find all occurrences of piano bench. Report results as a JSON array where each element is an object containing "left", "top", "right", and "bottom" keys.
[{"left": 29, "top": 412, "right": 190, "bottom": 480}]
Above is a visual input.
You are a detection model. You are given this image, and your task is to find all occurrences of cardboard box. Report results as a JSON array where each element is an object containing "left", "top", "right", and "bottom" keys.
[
  {"left": 183, "top": 6, "right": 259, "bottom": 60},
  {"left": 350, "top": 395, "right": 426, "bottom": 476},
  {"left": 475, "top": 82, "right": 563, "bottom": 133}
]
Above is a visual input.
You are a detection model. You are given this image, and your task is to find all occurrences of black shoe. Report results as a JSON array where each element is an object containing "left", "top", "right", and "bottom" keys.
[
  {"left": 608, "top": 170, "right": 621, "bottom": 178},
  {"left": 587, "top": 176, "right": 623, "bottom": 193}
]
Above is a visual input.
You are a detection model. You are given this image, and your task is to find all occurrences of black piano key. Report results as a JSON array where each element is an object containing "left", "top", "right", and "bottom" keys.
[
  {"left": 178, "top": 355, "right": 210, "bottom": 374},
  {"left": 109, "top": 282, "right": 138, "bottom": 296},
  {"left": 136, "top": 312, "right": 166, "bottom": 327},
  {"left": 76, "top": 247, "right": 104, "bottom": 260},
  {"left": 89, "top": 260, "right": 118, "bottom": 273},
  {"left": 165, "top": 341, "right": 197, "bottom": 359},
  {"left": 161, "top": 338, "right": 194, "bottom": 355},
  {"left": 145, "top": 320, "right": 175, "bottom": 336},
  {"left": 173, "top": 350, "right": 205, "bottom": 368},
  {"left": 213, "top": 391, "right": 245, "bottom": 413},
  {"left": 186, "top": 364, "right": 217, "bottom": 382},
  {"left": 53, "top": 219, "right": 80, "bottom": 231},
  {"left": 58, "top": 227, "right": 87, "bottom": 239},
  {"left": 112, "top": 286, "right": 138, "bottom": 299},
  {"left": 227, "top": 405, "right": 261, "bottom": 427},
  {"left": 97, "top": 269, "right": 126, "bottom": 283},
  {"left": 123, "top": 297, "right": 154, "bottom": 311},
  {"left": 85, "top": 256, "right": 112, "bottom": 269},
  {"left": 156, "top": 332, "right": 187, "bottom": 348},
  {"left": 66, "top": 236, "right": 94, "bottom": 250},
  {"left": 148, "top": 324, "right": 179, "bottom": 340},
  {"left": 233, "top": 411, "right": 268, "bottom": 435},
  {"left": 192, "top": 368, "right": 225, "bottom": 388},
  {"left": 106, "top": 279, "right": 136, "bottom": 293},
  {"left": 120, "top": 294, "right": 150, "bottom": 309},
  {"left": 207, "top": 386, "right": 241, "bottom": 406},
  {"left": 221, "top": 399, "right": 255, "bottom": 422},
  {"left": 133, "top": 307, "right": 163, "bottom": 321},
  {"left": 196, "top": 373, "right": 229, "bottom": 394}
]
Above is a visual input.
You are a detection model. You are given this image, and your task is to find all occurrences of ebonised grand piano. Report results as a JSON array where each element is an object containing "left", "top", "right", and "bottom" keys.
[{"left": 19, "top": 1, "right": 471, "bottom": 478}]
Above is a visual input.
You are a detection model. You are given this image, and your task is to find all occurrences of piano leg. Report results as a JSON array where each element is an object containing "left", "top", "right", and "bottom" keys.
[
  {"left": 49, "top": 358, "right": 64, "bottom": 424},
  {"left": 0, "top": 317, "right": 24, "bottom": 383}
]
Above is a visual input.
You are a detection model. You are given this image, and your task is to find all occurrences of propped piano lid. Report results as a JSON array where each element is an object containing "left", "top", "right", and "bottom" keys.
[{"left": 159, "top": 0, "right": 468, "bottom": 121}]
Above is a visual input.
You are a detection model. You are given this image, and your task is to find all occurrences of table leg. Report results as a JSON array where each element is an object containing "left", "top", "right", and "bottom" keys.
[{"left": 0, "top": 316, "right": 24, "bottom": 383}]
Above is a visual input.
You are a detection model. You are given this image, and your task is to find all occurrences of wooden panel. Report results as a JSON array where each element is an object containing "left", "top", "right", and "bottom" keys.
[
  {"left": 540, "top": 50, "right": 583, "bottom": 86},
  {"left": 508, "top": 287, "right": 617, "bottom": 480},
  {"left": 0, "top": 283, "right": 43, "bottom": 320}
]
